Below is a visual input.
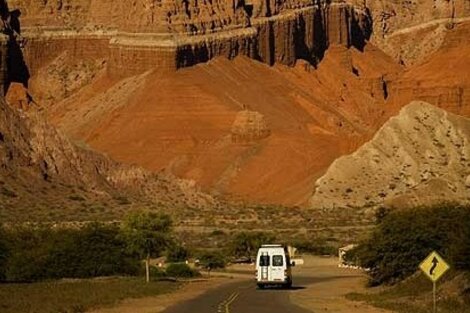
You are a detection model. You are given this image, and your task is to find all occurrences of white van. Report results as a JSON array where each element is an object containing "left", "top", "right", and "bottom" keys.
[{"left": 255, "top": 244, "right": 293, "bottom": 288}]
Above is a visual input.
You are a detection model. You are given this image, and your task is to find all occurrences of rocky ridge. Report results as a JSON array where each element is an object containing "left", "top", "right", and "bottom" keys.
[
  {"left": 309, "top": 101, "right": 470, "bottom": 211},
  {"left": 347, "top": 0, "right": 470, "bottom": 65},
  {"left": 3, "top": 0, "right": 371, "bottom": 78},
  {"left": 0, "top": 98, "right": 215, "bottom": 221},
  {"left": 2, "top": 0, "right": 470, "bottom": 209}
]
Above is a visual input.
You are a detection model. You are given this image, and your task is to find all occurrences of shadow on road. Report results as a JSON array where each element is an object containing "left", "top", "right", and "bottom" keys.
[{"left": 257, "top": 285, "right": 306, "bottom": 291}]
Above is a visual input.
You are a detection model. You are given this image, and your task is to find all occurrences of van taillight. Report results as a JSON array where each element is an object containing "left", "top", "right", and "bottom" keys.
[{"left": 284, "top": 270, "right": 288, "bottom": 277}]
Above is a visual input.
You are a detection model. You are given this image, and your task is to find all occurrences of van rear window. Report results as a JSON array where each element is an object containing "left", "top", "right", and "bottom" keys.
[
  {"left": 259, "top": 255, "right": 270, "bottom": 266},
  {"left": 272, "top": 255, "right": 284, "bottom": 267}
]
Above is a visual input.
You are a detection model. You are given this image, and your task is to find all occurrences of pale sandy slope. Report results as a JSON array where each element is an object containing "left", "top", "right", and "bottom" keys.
[{"left": 309, "top": 101, "right": 470, "bottom": 210}]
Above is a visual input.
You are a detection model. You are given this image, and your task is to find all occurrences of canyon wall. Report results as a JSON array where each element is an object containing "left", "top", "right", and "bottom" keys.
[
  {"left": 108, "top": 2, "right": 370, "bottom": 76},
  {"left": 347, "top": 0, "right": 470, "bottom": 64},
  {"left": 0, "top": 0, "right": 370, "bottom": 81},
  {"left": 7, "top": 0, "right": 119, "bottom": 29}
]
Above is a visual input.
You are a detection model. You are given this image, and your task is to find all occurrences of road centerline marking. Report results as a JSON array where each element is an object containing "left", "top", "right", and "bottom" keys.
[
  {"left": 224, "top": 292, "right": 239, "bottom": 313},
  {"left": 217, "top": 291, "right": 240, "bottom": 313}
]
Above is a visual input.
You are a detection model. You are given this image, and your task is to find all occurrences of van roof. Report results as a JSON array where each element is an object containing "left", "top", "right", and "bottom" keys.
[{"left": 260, "top": 244, "right": 283, "bottom": 248}]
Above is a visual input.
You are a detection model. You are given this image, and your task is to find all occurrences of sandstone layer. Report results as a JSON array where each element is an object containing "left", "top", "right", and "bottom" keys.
[
  {"left": 348, "top": 0, "right": 470, "bottom": 65},
  {"left": 3, "top": 0, "right": 371, "bottom": 79},
  {"left": 387, "top": 22, "right": 470, "bottom": 116},
  {"left": 309, "top": 101, "right": 470, "bottom": 211}
]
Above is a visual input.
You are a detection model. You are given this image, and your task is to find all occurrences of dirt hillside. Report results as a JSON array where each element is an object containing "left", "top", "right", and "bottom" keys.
[
  {"left": 0, "top": 98, "right": 215, "bottom": 222},
  {"left": 2, "top": 0, "right": 469, "bottom": 211},
  {"left": 309, "top": 101, "right": 470, "bottom": 211},
  {"left": 44, "top": 45, "right": 401, "bottom": 205}
]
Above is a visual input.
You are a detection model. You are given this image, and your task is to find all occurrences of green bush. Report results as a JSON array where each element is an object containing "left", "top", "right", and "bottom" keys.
[
  {"left": 197, "top": 251, "right": 226, "bottom": 270},
  {"left": 229, "top": 232, "right": 276, "bottom": 258},
  {"left": 4, "top": 223, "right": 139, "bottom": 282},
  {"left": 293, "top": 238, "right": 337, "bottom": 255},
  {"left": 3, "top": 225, "right": 52, "bottom": 281},
  {"left": 144, "top": 265, "right": 167, "bottom": 280},
  {"left": 46, "top": 223, "right": 139, "bottom": 279},
  {"left": 165, "top": 263, "right": 200, "bottom": 278},
  {"left": 166, "top": 244, "right": 189, "bottom": 263},
  {"left": 348, "top": 204, "right": 470, "bottom": 285}
]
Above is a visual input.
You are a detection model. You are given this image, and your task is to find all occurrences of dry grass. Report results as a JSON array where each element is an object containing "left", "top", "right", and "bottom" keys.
[
  {"left": 0, "top": 277, "right": 180, "bottom": 313},
  {"left": 346, "top": 272, "right": 470, "bottom": 313}
]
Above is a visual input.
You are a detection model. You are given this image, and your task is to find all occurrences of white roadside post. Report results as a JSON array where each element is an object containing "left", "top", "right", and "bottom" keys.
[{"left": 419, "top": 251, "right": 450, "bottom": 313}]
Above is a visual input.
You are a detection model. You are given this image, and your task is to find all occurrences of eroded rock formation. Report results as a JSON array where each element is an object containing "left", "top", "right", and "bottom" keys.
[
  {"left": 0, "top": 98, "right": 215, "bottom": 220},
  {"left": 309, "top": 101, "right": 470, "bottom": 211},
  {"left": 2, "top": 0, "right": 470, "bottom": 209},
  {"left": 231, "top": 110, "right": 270, "bottom": 143},
  {"left": 0, "top": 0, "right": 372, "bottom": 78},
  {"left": 348, "top": 0, "right": 470, "bottom": 65}
]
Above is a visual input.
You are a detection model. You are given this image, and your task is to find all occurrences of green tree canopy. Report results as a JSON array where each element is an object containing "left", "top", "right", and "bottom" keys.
[
  {"left": 229, "top": 231, "right": 276, "bottom": 258},
  {"left": 121, "top": 212, "right": 173, "bottom": 282},
  {"left": 348, "top": 204, "right": 470, "bottom": 285},
  {"left": 198, "top": 251, "right": 226, "bottom": 270}
]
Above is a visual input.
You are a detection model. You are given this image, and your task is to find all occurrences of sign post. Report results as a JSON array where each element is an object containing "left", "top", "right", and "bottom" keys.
[{"left": 419, "top": 251, "right": 450, "bottom": 313}]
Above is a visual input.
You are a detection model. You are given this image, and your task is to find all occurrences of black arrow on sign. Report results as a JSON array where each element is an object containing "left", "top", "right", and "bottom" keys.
[{"left": 430, "top": 257, "right": 439, "bottom": 276}]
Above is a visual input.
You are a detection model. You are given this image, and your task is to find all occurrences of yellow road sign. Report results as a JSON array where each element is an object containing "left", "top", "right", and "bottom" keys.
[{"left": 419, "top": 251, "right": 450, "bottom": 282}]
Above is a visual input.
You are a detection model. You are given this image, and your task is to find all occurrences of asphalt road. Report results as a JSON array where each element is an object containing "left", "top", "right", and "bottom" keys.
[{"left": 162, "top": 276, "right": 331, "bottom": 313}]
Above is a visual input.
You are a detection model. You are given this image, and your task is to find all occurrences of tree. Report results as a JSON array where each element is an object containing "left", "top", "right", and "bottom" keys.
[
  {"left": 349, "top": 204, "right": 470, "bottom": 285},
  {"left": 166, "top": 244, "right": 190, "bottom": 263},
  {"left": 45, "top": 223, "right": 138, "bottom": 279},
  {"left": 3, "top": 225, "right": 52, "bottom": 282},
  {"left": 198, "top": 251, "right": 226, "bottom": 276},
  {"left": 229, "top": 232, "right": 276, "bottom": 259},
  {"left": 121, "top": 212, "right": 173, "bottom": 283},
  {"left": 3, "top": 224, "right": 139, "bottom": 282}
]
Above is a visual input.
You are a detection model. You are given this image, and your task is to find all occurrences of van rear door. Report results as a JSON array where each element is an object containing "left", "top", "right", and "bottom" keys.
[
  {"left": 271, "top": 254, "right": 286, "bottom": 282},
  {"left": 259, "top": 252, "right": 270, "bottom": 281}
]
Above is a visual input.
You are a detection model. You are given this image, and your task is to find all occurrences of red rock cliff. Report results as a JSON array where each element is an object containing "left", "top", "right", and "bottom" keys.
[{"left": 2, "top": 0, "right": 371, "bottom": 78}]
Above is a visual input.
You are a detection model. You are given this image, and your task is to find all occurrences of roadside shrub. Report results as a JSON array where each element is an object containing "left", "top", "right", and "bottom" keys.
[
  {"left": 144, "top": 265, "right": 167, "bottom": 280},
  {"left": 4, "top": 223, "right": 139, "bottom": 282},
  {"left": 165, "top": 263, "right": 200, "bottom": 278},
  {"left": 197, "top": 251, "right": 226, "bottom": 270},
  {"left": 46, "top": 223, "right": 139, "bottom": 279},
  {"left": 293, "top": 238, "right": 337, "bottom": 255},
  {"left": 4, "top": 225, "right": 52, "bottom": 281},
  {"left": 349, "top": 204, "right": 470, "bottom": 285},
  {"left": 166, "top": 244, "right": 190, "bottom": 263},
  {"left": 229, "top": 232, "right": 276, "bottom": 258}
]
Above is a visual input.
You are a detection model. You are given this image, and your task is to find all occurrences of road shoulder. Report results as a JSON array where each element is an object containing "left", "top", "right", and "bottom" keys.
[
  {"left": 87, "top": 277, "right": 236, "bottom": 313},
  {"left": 289, "top": 256, "right": 395, "bottom": 313}
]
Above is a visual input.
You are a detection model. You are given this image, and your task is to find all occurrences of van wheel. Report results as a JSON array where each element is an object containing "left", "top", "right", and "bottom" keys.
[
  {"left": 285, "top": 281, "right": 292, "bottom": 289},
  {"left": 257, "top": 284, "right": 265, "bottom": 289}
]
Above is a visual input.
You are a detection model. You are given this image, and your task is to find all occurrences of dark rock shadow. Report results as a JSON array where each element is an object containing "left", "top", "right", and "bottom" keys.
[
  {"left": 7, "top": 9, "right": 29, "bottom": 86},
  {"left": 3, "top": 7, "right": 30, "bottom": 91}
]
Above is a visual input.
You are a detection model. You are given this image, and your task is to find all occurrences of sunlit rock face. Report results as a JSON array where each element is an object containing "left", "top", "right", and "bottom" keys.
[
  {"left": 310, "top": 101, "right": 470, "bottom": 211},
  {"left": 4, "top": 0, "right": 371, "bottom": 77}
]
